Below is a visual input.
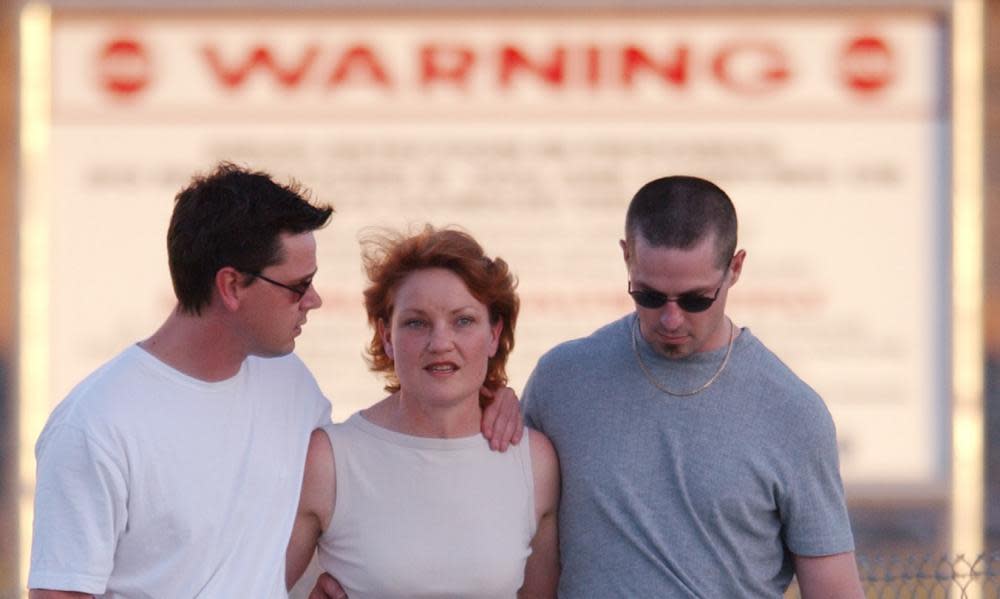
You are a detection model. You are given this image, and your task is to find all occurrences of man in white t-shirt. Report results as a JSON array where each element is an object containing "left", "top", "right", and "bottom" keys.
[{"left": 28, "top": 163, "right": 523, "bottom": 599}]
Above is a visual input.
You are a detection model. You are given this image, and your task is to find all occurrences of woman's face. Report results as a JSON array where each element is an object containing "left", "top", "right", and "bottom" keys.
[{"left": 381, "top": 267, "right": 501, "bottom": 408}]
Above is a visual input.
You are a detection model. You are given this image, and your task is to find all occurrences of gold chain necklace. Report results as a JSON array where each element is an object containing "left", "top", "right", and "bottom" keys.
[{"left": 630, "top": 314, "right": 735, "bottom": 397}]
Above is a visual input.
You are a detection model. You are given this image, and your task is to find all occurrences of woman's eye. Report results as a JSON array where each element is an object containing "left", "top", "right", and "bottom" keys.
[
  {"left": 456, "top": 316, "right": 474, "bottom": 327},
  {"left": 404, "top": 319, "right": 427, "bottom": 328}
]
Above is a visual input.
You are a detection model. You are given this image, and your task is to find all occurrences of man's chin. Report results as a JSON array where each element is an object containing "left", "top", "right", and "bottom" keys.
[
  {"left": 653, "top": 340, "right": 693, "bottom": 359},
  {"left": 252, "top": 342, "right": 296, "bottom": 359}
]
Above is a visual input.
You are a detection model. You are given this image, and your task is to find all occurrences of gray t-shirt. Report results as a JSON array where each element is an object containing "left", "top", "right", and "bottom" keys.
[{"left": 523, "top": 314, "right": 854, "bottom": 598}]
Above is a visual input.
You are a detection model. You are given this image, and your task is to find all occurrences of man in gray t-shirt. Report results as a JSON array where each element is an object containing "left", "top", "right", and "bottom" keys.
[{"left": 523, "top": 176, "right": 863, "bottom": 598}]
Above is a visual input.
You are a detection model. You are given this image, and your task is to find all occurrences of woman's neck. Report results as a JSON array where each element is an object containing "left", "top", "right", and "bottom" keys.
[{"left": 366, "top": 391, "right": 481, "bottom": 438}]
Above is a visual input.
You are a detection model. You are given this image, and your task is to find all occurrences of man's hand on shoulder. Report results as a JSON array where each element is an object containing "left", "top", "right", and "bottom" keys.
[{"left": 480, "top": 386, "right": 525, "bottom": 452}]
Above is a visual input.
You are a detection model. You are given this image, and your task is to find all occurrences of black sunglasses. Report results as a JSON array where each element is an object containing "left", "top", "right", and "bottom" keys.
[
  {"left": 242, "top": 271, "right": 313, "bottom": 302},
  {"left": 627, "top": 278, "right": 724, "bottom": 313}
]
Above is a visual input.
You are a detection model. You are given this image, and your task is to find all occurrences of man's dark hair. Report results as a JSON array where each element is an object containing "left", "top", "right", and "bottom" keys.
[
  {"left": 167, "top": 162, "right": 334, "bottom": 315},
  {"left": 624, "top": 175, "right": 737, "bottom": 268}
]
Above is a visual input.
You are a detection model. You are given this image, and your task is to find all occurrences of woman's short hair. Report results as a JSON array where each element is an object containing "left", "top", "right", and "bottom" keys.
[{"left": 361, "top": 225, "right": 519, "bottom": 401}]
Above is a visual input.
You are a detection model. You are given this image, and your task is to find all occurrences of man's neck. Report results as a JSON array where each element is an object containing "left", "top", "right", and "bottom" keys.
[{"left": 138, "top": 306, "right": 248, "bottom": 382}]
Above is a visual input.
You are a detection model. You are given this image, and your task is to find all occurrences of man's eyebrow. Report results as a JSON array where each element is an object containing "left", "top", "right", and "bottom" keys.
[{"left": 294, "top": 269, "right": 318, "bottom": 283}]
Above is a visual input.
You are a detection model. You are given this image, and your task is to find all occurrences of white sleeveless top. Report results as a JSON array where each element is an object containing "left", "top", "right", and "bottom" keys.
[{"left": 316, "top": 412, "right": 537, "bottom": 599}]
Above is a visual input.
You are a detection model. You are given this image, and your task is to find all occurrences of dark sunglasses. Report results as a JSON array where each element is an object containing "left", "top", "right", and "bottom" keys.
[
  {"left": 627, "top": 278, "right": 724, "bottom": 313},
  {"left": 241, "top": 271, "right": 313, "bottom": 302}
]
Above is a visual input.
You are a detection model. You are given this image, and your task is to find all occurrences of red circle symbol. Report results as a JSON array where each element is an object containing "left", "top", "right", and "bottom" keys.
[
  {"left": 840, "top": 35, "right": 893, "bottom": 94},
  {"left": 99, "top": 38, "right": 151, "bottom": 97}
]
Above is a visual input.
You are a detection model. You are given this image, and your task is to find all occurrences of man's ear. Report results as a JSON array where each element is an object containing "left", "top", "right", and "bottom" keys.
[
  {"left": 216, "top": 267, "right": 245, "bottom": 311},
  {"left": 728, "top": 249, "right": 747, "bottom": 287},
  {"left": 620, "top": 239, "right": 630, "bottom": 264},
  {"left": 378, "top": 319, "right": 394, "bottom": 360}
]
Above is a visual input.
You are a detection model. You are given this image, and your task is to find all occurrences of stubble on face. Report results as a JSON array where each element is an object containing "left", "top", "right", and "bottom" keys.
[
  {"left": 651, "top": 337, "right": 693, "bottom": 359},
  {"left": 626, "top": 234, "right": 736, "bottom": 359},
  {"left": 246, "top": 231, "right": 320, "bottom": 358}
]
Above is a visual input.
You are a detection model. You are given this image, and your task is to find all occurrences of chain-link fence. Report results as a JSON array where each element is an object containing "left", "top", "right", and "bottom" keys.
[
  {"left": 856, "top": 553, "right": 1000, "bottom": 598},
  {"left": 787, "top": 553, "right": 1000, "bottom": 598}
]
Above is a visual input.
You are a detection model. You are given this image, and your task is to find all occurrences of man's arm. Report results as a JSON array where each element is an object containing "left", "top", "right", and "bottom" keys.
[
  {"left": 793, "top": 551, "right": 864, "bottom": 599},
  {"left": 480, "top": 386, "right": 525, "bottom": 451},
  {"left": 29, "top": 591, "right": 94, "bottom": 599}
]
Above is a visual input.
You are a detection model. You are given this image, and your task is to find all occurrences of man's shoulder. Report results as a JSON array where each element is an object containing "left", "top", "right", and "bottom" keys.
[
  {"left": 36, "top": 345, "right": 151, "bottom": 455},
  {"left": 738, "top": 329, "right": 832, "bottom": 423},
  {"left": 527, "top": 316, "right": 631, "bottom": 401},
  {"left": 740, "top": 331, "right": 814, "bottom": 391},
  {"left": 55, "top": 345, "right": 151, "bottom": 413},
  {"left": 245, "top": 353, "right": 330, "bottom": 422},
  {"left": 248, "top": 352, "right": 326, "bottom": 400},
  {"left": 538, "top": 315, "right": 630, "bottom": 367}
]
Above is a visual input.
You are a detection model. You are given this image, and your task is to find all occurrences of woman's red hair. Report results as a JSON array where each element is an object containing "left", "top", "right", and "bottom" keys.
[{"left": 362, "top": 225, "right": 519, "bottom": 403}]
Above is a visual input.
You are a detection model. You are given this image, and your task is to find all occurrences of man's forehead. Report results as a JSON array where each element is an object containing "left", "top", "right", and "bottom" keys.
[
  {"left": 270, "top": 232, "right": 318, "bottom": 271},
  {"left": 631, "top": 232, "right": 718, "bottom": 262},
  {"left": 629, "top": 236, "right": 726, "bottom": 287}
]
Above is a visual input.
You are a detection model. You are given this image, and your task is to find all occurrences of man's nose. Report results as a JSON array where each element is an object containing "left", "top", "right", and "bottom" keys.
[
  {"left": 301, "top": 284, "right": 322, "bottom": 310},
  {"left": 658, "top": 300, "right": 685, "bottom": 330}
]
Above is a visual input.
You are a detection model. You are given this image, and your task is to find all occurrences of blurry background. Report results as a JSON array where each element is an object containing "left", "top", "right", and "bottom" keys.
[{"left": 0, "top": 0, "right": 997, "bottom": 597}]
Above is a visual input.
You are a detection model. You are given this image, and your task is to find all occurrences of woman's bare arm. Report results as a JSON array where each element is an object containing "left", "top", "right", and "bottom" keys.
[
  {"left": 519, "top": 429, "right": 560, "bottom": 599},
  {"left": 286, "top": 428, "right": 336, "bottom": 590}
]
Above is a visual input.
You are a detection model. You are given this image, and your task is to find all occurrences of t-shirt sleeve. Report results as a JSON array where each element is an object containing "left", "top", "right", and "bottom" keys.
[
  {"left": 287, "top": 354, "right": 331, "bottom": 428},
  {"left": 29, "top": 423, "right": 128, "bottom": 593},
  {"left": 303, "top": 367, "right": 330, "bottom": 428},
  {"left": 779, "top": 407, "right": 855, "bottom": 557},
  {"left": 312, "top": 389, "right": 332, "bottom": 428},
  {"left": 521, "top": 362, "right": 546, "bottom": 432}
]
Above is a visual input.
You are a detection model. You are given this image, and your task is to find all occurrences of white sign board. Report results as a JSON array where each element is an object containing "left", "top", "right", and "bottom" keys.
[{"left": 34, "top": 10, "right": 948, "bottom": 489}]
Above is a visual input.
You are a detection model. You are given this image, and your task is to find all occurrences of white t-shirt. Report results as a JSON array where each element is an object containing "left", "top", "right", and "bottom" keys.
[
  {"left": 29, "top": 344, "right": 331, "bottom": 598},
  {"left": 316, "top": 413, "right": 537, "bottom": 599}
]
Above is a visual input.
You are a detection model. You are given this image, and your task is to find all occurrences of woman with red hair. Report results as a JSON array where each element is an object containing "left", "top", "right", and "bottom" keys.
[{"left": 287, "top": 225, "right": 559, "bottom": 598}]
